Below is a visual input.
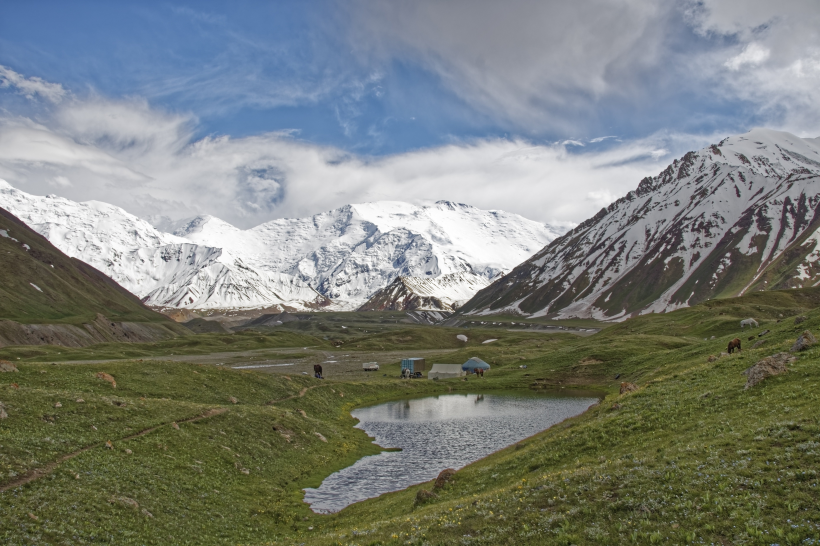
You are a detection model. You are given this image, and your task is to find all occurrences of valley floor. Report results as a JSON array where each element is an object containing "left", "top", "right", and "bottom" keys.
[{"left": 1, "top": 289, "right": 820, "bottom": 544}]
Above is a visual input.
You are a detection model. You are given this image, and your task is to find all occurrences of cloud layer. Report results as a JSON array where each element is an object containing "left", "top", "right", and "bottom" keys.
[
  {"left": 342, "top": 0, "right": 820, "bottom": 136},
  {"left": 0, "top": 66, "right": 709, "bottom": 229}
]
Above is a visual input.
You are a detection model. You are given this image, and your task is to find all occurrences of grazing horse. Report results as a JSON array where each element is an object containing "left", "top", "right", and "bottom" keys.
[
  {"left": 740, "top": 318, "right": 759, "bottom": 328},
  {"left": 727, "top": 338, "right": 742, "bottom": 354},
  {"left": 313, "top": 364, "right": 323, "bottom": 378}
]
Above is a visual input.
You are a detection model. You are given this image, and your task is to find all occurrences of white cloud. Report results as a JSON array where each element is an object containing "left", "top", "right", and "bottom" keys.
[
  {"left": 337, "top": 1, "right": 820, "bottom": 136},
  {"left": 686, "top": 0, "right": 820, "bottom": 135},
  {"left": 342, "top": 0, "right": 670, "bottom": 133},
  {"left": 725, "top": 43, "right": 771, "bottom": 71},
  {"left": 0, "top": 65, "right": 67, "bottom": 103},
  {"left": 51, "top": 176, "right": 72, "bottom": 188},
  {"left": 0, "top": 87, "right": 712, "bottom": 229}
]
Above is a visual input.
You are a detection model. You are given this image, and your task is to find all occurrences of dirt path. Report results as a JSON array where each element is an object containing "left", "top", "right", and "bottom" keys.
[
  {"left": 265, "top": 384, "right": 325, "bottom": 405},
  {"left": 0, "top": 407, "right": 228, "bottom": 493}
]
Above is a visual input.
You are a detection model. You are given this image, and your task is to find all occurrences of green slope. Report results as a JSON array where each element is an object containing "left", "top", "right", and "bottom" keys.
[
  {"left": 1, "top": 289, "right": 819, "bottom": 544},
  {"left": 0, "top": 206, "right": 170, "bottom": 325}
]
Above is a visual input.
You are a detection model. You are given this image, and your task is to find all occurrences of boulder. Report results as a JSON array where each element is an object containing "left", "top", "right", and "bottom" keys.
[
  {"left": 791, "top": 330, "right": 817, "bottom": 352},
  {"left": 795, "top": 316, "right": 807, "bottom": 325},
  {"left": 758, "top": 329, "right": 770, "bottom": 337},
  {"left": 95, "top": 372, "right": 116, "bottom": 388},
  {"left": 751, "top": 340, "right": 767, "bottom": 349},
  {"left": 0, "top": 360, "right": 18, "bottom": 372},
  {"left": 415, "top": 489, "right": 437, "bottom": 503},
  {"left": 619, "top": 382, "right": 639, "bottom": 394},
  {"left": 434, "top": 468, "right": 456, "bottom": 489},
  {"left": 743, "top": 353, "right": 796, "bottom": 389}
]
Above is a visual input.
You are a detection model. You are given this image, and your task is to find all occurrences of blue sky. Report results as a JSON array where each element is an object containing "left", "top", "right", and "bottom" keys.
[{"left": 0, "top": 0, "right": 818, "bottom": 227}]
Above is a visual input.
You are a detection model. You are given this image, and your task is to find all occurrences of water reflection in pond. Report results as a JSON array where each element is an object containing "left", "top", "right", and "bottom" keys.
[{"left": 304, "top": 391, "right": 597, "bottom": 513}]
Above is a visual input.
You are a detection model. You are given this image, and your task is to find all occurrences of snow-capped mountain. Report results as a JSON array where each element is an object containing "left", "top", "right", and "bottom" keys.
[
  {"left": 460, "top": 128, "right": 820, "bottom": 320},
  {"left": 0, "top": 181, "right": 560, "bottom": 310},
  {"left": 358, "top": 271, "right": 491, "bottom": 312}
]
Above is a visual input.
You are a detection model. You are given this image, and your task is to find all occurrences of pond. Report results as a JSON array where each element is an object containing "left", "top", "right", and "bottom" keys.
[{"left": 303, "top": 390, "right": 598, "bottom": 513}]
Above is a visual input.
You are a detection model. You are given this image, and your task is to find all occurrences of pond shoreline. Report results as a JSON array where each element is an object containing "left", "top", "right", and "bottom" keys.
[{"left": 303, "top": 389, "right": 601, "bottom": 513}]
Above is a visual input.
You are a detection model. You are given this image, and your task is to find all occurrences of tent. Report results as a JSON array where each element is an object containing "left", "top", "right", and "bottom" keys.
[
  {"left": 427, "top": 364, "right": 466, "bottom": 380},
  {"left": 462, "top": 357, "right": 490, "bottom": 373}
]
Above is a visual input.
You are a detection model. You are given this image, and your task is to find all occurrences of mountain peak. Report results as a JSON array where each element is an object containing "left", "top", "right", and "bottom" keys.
[{"left": 460, "top": 128, "right": 820, "bottom": 321}]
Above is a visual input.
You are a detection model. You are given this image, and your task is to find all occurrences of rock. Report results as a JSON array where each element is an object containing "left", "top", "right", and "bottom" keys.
[
  {"left": 758, "top": 329, "right": 770, "bottom": 337},
  {"left": 415, "top": 489, "right": 437, "bottom": 503},
  {"left": 752, "top": 340, "right": 767, "bottom": 349},
  {"left": 707, "top": 355, "right": 718, "bottom": 363},
  {"left": 743, "top": 353, "right": 796, "bottom": 389},
  {"left": 434, "top": 468, "right": 456, "bottom": 489},
  {"left": 141, "top": 508, "right": 154, "bottom": 518},
  {"left": 240, "top": 468, "right": 250, "bottom": 475},
  {"left": 76, "top": 398, "right": 84, "bottom": 403},
  {"left": 791, "top": 330, "right": 817, "bottom": 352},
  {"left": 298, "top": 409, "right": 307, "bottom": 418},
  {"left": 619, "top": 382, "right": 639, "bottom": 395},
  {"left": 314, "top": 432, "right": 327, "bottom": 442},
  {"left": 229, "top": 396, "right": 238, "bottom": 404},
  {"left": 28, "top": 513, "right": 38, "bottom": 520},
  {"left": 125, "top": 449, "right": 133, "bottom": 455},
  {"left": 0, "top": 402, "right": 7, "bottom": 419},
  {"left": 795, "top": 316, "right": 808, "bottom": 325},
  {"left": 457, "top": 334, "right": 468, "bottom": 342},
  {"left": 91, "top": 425, "right": 98, "bottom": 431},
  {"left": 109, "top": 496, "right": 139, "bottom": 509},
  {"left": 95, "top": 372, "right": 116, "bottom": 388},
  {"left": 171, "top": 422, "right": 180, "bottom": 430},
  {"left": 0, "top": 360, "right": 18, "bottom": 372},
  {"left": 54, "top": 402, "right": 62, "bottom": 408}
]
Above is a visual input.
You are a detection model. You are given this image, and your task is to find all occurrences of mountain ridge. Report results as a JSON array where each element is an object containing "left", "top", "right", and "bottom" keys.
[
  {"left": 459, "top": 128, "right": 820, "bottom": 320},
  {"left": 0, "top": 181, "right": 561, "bottom": 311}
]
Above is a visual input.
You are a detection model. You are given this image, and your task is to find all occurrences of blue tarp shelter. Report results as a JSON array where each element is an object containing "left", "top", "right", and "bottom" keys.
[{"left": 462, "top": 357, "right": 490, "bottom": 373}]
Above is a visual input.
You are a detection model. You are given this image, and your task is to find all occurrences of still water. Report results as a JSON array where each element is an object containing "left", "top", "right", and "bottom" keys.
[{"left": 303, "top": 391, "right": 597, "bottom": 513}]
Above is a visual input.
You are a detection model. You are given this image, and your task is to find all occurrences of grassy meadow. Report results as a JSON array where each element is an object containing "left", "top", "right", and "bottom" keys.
[{"left": 1, "top": 288, "right": 819, "bottom": 544}]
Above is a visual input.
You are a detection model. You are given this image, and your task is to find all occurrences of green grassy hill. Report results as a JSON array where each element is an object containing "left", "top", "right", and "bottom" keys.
[
  {"left": 1, "top": 288, "right": 819, "bottom": 544},
  {"left": 0, "top": 206, "right": 172, "bottom": 325}
]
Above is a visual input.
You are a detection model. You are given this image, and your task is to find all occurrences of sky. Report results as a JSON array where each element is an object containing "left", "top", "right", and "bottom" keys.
[{"left": 0, "top": 0, "right": 819, "bottom": 229}]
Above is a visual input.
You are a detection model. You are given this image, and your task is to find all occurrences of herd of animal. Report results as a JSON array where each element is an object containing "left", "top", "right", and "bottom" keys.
[{"left": 726, "top": 318, "right": 763, "bottom": 354}]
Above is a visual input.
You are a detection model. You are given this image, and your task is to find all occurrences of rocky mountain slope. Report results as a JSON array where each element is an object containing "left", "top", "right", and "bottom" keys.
[
  {"left": 358, "top": 271, "right": 490, "bottom": 311},
  {"left": 0, "top": 181, "right": 560, "bottom": 311},
  {"left": 0, "top": 206, "right": 188, "bottom": 347},
  {"left": 459, "top": 128, "right": 820, "bottom": 320}
]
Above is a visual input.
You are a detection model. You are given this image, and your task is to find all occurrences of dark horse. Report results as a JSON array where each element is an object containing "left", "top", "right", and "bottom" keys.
[
  {"left": 313, "top": 364, "right": 323, "bottom": 378},
  {"left": 727, "top": 338, "right": 742, "bottom": 354}
]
